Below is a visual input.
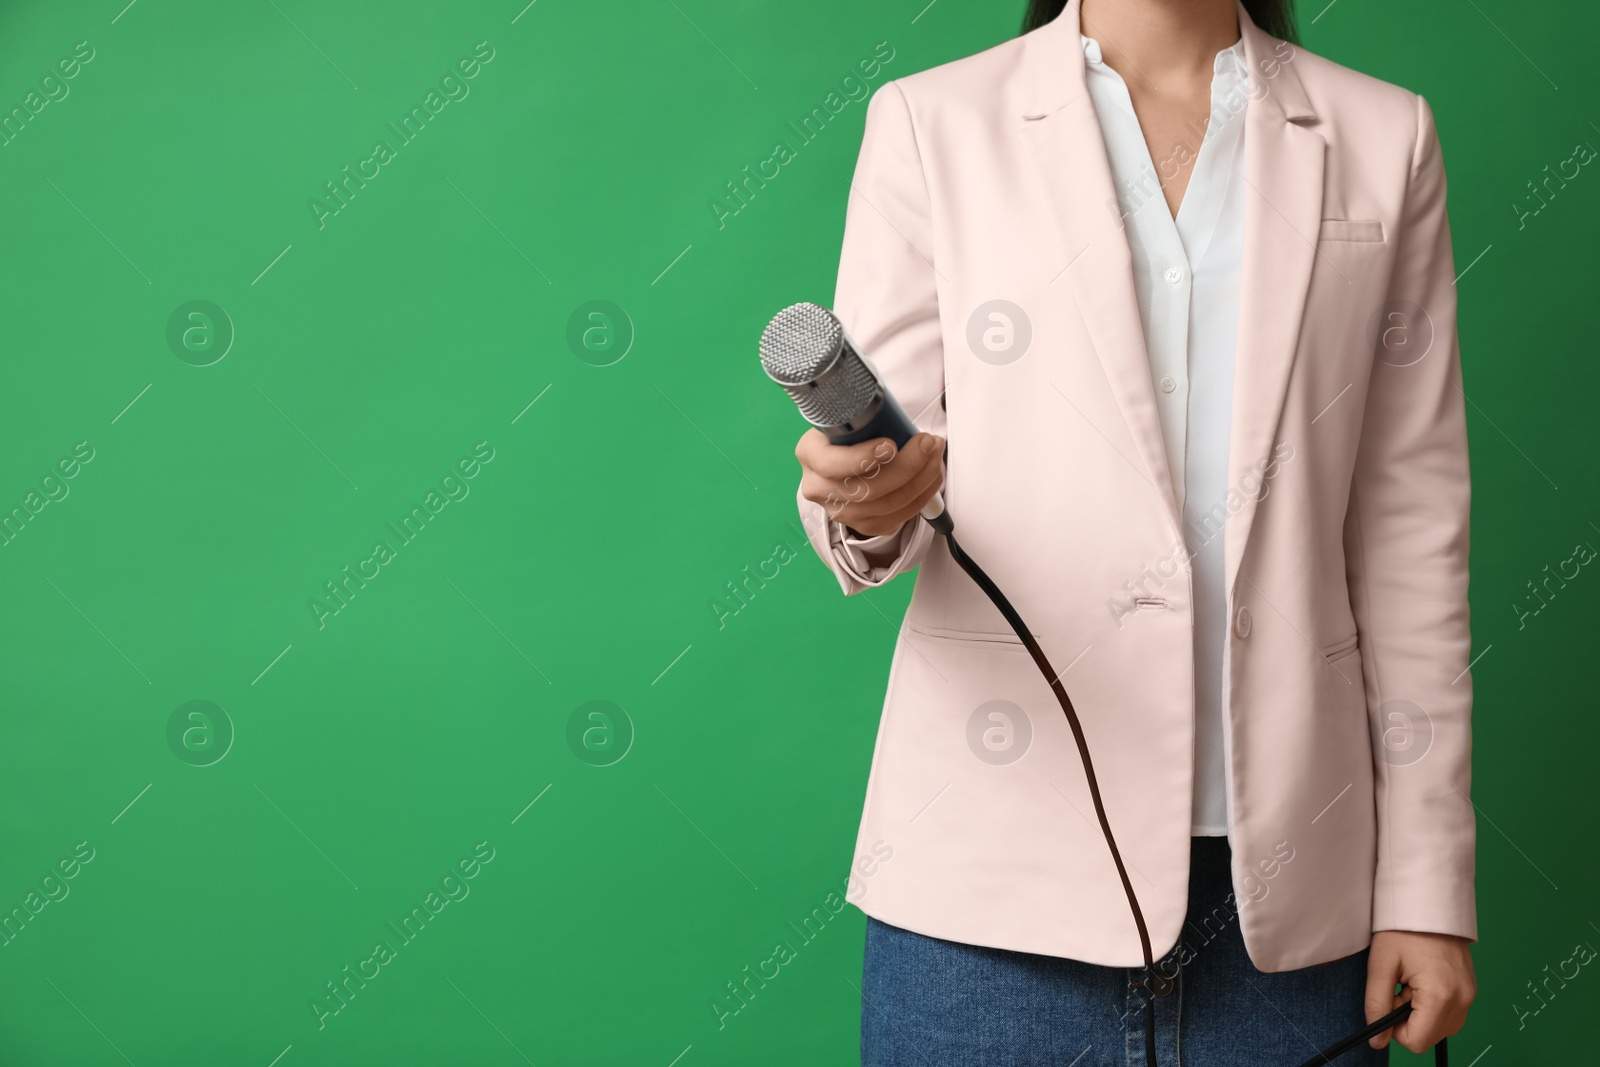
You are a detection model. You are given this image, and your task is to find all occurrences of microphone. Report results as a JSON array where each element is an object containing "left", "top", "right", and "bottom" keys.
[{"left": 758, "top": 301, "right": 947, "bottom": 527}]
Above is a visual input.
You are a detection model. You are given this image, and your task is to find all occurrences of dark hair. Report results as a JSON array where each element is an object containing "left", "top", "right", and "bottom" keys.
[{"left": 1021, "top": 0, "right": 1299, "bottom": 44}]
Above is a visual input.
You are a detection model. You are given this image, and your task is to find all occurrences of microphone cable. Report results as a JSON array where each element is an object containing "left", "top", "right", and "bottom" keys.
[
  {"left": 1297, "top": 1002, "right": 1446, "bottom": 1067},
  {"left": 926, "top": 508, "right": 1164, "bottom": 1064},
  {"left": 925, "top": 508, "right": 1447, "bottom": 1066}
]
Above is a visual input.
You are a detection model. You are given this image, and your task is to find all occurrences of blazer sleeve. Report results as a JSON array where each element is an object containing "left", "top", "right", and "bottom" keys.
[
  {"left": 796, "top": 80, "right": 947, "bottom": 596},
  {"left": 1343, "top": 93, "right": 1477, "bottom": 942}
]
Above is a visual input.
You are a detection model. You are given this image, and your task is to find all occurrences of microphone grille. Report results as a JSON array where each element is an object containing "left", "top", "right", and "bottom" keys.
[
  {"left": 759, "top": 302, "right": 843, "bottom": 385},
  {"left": 758, "top": 302, "right": 882, "bottom": 430}
]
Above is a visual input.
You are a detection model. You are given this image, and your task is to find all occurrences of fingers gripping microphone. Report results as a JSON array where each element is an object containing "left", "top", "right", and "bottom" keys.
[{"left": 757, "top": 302, "right": 948, "bottom": 529}]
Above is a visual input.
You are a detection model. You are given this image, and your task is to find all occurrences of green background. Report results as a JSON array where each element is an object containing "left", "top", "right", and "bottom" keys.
[{"left": 1, "top": 0, "right": 1595, "bottom": 1063}]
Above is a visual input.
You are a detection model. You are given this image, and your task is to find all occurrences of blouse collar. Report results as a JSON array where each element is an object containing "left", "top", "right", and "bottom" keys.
[{"left": 1080, "top": 33, "right": 1246, "bottom": 78}]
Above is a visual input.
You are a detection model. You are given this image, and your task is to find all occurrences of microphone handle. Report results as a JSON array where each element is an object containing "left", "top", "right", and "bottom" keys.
[{"left": 824, "top": 389, "right": 948, "bottom": 525}]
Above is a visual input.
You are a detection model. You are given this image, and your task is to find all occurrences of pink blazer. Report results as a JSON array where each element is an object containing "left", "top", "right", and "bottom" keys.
[{"left": 796, "top": 0, "right": 1475, "bottom": 972}]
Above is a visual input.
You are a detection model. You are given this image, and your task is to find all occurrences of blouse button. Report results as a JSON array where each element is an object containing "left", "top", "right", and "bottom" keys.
[
  {"left": 1164, "top": 266, "right": 1184, "bottom": 284},
  {"left": 1159, "top": 376, "right": 1177, "bottom": 394}
]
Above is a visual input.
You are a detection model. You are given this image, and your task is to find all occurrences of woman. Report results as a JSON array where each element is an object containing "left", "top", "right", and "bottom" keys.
[{"left": 792, "top": 0, "right": 1478, "bottom": 1062}]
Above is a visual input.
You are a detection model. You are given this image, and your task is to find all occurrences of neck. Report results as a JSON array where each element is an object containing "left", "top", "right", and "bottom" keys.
[{"left": 1078, "top": 0, "right": 1240, "bottom": 83}]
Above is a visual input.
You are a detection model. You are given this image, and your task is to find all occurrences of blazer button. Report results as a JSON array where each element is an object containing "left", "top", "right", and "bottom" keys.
[{"left": 1234, "top": 606, "right": 1252, "bottom": 639}]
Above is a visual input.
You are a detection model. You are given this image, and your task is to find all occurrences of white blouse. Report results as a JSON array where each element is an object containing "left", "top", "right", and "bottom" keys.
[{"left": 1082, "top": 32, "right": 1248, "bottom": 836}]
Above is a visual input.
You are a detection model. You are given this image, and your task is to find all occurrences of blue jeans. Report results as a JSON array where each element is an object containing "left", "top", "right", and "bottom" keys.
[{"left": 861, "top": 836, "right": 1384, "bottom": 1066}]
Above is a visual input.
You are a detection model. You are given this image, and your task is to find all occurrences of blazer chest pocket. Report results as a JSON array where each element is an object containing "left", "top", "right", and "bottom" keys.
[{"left": 1318, "top": 219, "right": 1385, "bottom": 244}]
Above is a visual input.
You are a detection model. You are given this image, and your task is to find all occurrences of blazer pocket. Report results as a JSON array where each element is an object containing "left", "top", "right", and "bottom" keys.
[
  {"left": 1322, "top": 632, "right": 1361, "bottom": 663},
  {"left": 905, "top": 619, "right": 1027, "bottom": 652},
  {"left": 1319, "top": 219, "right": 1385, "bottom": 243}
]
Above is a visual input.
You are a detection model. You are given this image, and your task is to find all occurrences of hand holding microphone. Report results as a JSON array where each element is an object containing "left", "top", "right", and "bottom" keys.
[
  {"left": 793, "top": 429, "right": 945, "bottom": 538},
  {"left": 759, "top": 302, "right": 948, "bottom": 539}
]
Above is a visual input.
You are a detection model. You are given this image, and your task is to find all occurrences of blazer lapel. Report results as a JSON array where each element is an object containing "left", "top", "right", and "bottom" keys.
[
  {"left": 1018, "top": 0, "right": 1182, "bottom": 540},
  {"left": 1224, "top": 1, "right": 1326, "bottom": 593}
]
